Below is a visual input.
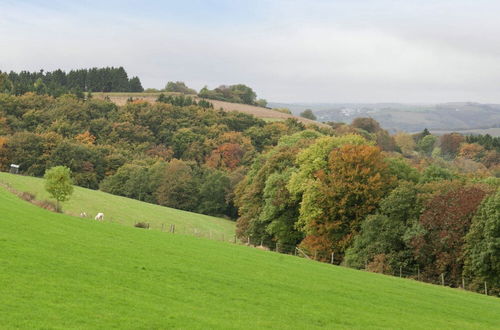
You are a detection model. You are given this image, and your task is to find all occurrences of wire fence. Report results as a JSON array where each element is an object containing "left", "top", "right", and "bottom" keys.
[{"left": 3, "top": 181, "right": 495, "bottom": 296}]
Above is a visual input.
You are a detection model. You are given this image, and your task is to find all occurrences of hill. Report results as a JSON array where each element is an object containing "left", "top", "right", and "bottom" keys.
[
  {"left": 270, "top": 102, "right": 500, "bottom": 135},
  {"left": 1, "top": 185, "right": 499, "bottom": 329},
  {"left": 0, "top": 172, "right": 235, "bottom": 240},
  {"left": 92, "top": 92, "right": 327, "bottom": 127}
]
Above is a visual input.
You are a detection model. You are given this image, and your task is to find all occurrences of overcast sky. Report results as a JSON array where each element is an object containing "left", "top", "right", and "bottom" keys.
[{"left": 1, "top": 0, "right": 500, "bottom": 103}]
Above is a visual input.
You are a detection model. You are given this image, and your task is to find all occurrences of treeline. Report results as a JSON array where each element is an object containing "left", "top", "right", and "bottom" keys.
[
  {"left": 0, "top": 67, "right": 143, "bottom": 96},
  {"left": 0, "top": 92, "right": 324, "bottom": 219},
  {"left": 199, "top": 84, "right": 267, "bottom": 107},
  {"left": 236, "top": 118, "right": 499, "bottom": 295}
]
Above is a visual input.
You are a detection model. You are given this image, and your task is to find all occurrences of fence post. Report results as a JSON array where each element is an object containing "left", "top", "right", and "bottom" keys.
[
  {"left": 417, "top": 266, "right": 420, "bottom": 281},
  {"left": 441, "top": 273, "right": 445, "bottom": 286},
  {"left": 331, "top": 252, "right": 334, "bottom": 264},
  {"left": 314, "top": 251, "right": 318, "bottom": 260},
  {"left": 399, "top": 266, "right": 402, "bottom": 278},
  {"left": 161, "top": 223, "right": 165, "bottom": 232},
  {"left": 233, "top": 235, "right": 236, "bottom": 244},
  {"left": 462, "top": 277, "right": 465, "bottom": 290},
  {"left": 294, "top": 247, "right": 297, "bottom": 256},
  {"left": 485, "top": 282, "right": 488, "bottom": 295}
]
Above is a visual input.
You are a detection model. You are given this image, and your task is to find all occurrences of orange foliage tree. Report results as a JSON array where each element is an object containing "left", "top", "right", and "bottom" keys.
[{"left": 299, "top": 144, "right": 395, "bottom": 262}]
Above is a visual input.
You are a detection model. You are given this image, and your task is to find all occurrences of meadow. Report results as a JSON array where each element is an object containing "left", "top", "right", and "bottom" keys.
[
  {"left": 0, "top": 172, "right": 235, "bottom": 240},
  {"left": 1, "top": 185, "right": 499, "bottom": 329}
]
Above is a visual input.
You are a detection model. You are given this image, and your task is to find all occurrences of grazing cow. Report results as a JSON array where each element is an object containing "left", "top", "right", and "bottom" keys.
[
  {"left": 95, "top": 212, "right": 104, "bottom": 221},
  {"left": 80, "top": 212, "right": 87, "bottom": 218}
]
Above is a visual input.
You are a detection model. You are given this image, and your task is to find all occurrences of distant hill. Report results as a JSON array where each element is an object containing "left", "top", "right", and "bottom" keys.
[
  {"left": 93, "top": 93, "right": 327, "bottom": 127},
  {"left": 270, "top": 102, "right": 500, "bottom": 135}
]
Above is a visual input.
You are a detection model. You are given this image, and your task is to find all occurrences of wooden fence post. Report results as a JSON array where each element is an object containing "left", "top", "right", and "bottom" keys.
[
  {"left": 462, "top": 277, "right": 465, "bottom": 290},
  {"left": 441, "top": 273, "right": 445, "bottom": 286},
  {"left": 417, "top": 266, "right": 420, "bottom": 281},
  {"left": 399, "top": 266, "right": 402, "bottom": 278},
  {"left": 485, "top": 282, "right": 488, "bottom": 295},
  {"left": 161, "top": 223, "right": 165, "bottom": 232},
  {"left": 330, "top": 252, "right": 334, "bottom": 264}
]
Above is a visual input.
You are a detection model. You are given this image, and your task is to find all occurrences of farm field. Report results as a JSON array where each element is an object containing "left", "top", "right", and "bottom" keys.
[
  {"left": 0, "top": 172, "right": 235, "bottom": 240},
  {"left": 1, "top": 186, "right": 499, "bottom": 329},
  {"left": 92, "top": 92, "right": 327, "bottom": 127}
]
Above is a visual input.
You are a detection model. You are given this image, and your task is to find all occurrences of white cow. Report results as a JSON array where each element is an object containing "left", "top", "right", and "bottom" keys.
[{"left": 95, "top": 212, "right": 104, "bottom": 221}]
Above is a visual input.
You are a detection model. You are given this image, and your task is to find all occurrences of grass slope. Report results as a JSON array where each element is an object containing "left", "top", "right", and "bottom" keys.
[
  {"left": 1, "top": 187, "right": 499, "bottom": 329},
  {"left": 0, "top": 172, "right": 235, "bottom": 240}
]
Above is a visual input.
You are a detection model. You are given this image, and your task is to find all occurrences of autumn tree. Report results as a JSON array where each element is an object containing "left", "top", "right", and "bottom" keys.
[
  {"left": 294, "top": 141, "right": 395, "bottom": 262},
  {"left": 439, "top": 133, "right": 465, "bottom": 158},
  {"left": 411, "top": 185, "right": 490, "bottom": 286},
  {"left": 394, "top": 132, "right": 416, "bottom": 156}
]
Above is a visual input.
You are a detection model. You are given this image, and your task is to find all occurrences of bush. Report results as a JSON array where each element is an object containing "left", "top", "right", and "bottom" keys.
[
  {"left": 19, "top": 191, "right": 35, "bottom": 202},
  {"left": 134, "top": 222, "right": 150, "bottom": 229},
  {"left": 32, "top": 199, "right": 59, "bottom": 212}
]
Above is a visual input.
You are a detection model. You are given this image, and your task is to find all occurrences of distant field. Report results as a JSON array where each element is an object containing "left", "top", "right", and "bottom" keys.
[
  {"left": 92, "top": 92, "right": 328, "bottom": 127},
  {"left": 1, "top": 186, "right": 499, "bottom": 329},
  {"left": 0, "top": 172, "right": 235, "bottom": 240}
]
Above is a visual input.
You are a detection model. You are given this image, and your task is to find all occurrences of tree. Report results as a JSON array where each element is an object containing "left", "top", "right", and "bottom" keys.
[
  {"left": 129, "top": 77, "right": 144, "bottom": 92},
  {"left": 300, "top": 109, "right": 316, "bottom": 120},
  {"left": 420, "top": 164, "right": 456, "bottom": 183},
  {"left": 155, "top": 159, "right": 199, "bottom": 211},
  {"left": 295, "top": 143, "right": 395, "bottom": 262},
  {"left": 417, "top": 135, "right": 437, "bottom": 156},
  {"left": 439, "top": 133, "right": 465, "bottom": 158},
  {"left": 351, "top": 117, "right": 381, "bottom": 133},
  {"left": 44, "top": 166, "right": 74, "bottom": 211},
  {"left": 0, "top": 72, "right": 13, "bottom": 94},
  {"left": 344, "top": 182, "right": 420, "bottom": 272},
  {"left": 411, "top": 185, "right": 489, "bottom": 286},
  {"left": 394, "top": 132, "right": 416, "bottom": 156},
  {"left": 164, "top": 81, "right": 196, "bottom": 94},
  {"left": 464, "top": 190, "right": 500, "bottom": 295}
]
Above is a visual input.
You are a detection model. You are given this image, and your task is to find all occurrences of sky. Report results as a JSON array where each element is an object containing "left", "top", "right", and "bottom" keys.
[{"left": 1, "top": 0, "right": 500, "bottom": 103}]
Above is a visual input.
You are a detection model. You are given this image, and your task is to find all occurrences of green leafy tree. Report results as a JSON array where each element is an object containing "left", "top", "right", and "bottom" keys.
[
  {"left": 464, "top": 190, "right": 500, "bottom": 295},
  {"left": 300, "top": 109, "right": 317, "bottom": 120},
  {"left": 44, "top": 166, "right": 74, "bottom": 211},
  {"left": 417, "top": 135, "right": 437, "bottom": 156}
]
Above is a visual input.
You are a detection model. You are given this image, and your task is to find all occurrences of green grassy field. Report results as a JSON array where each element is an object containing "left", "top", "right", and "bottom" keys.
[
  {"left": 1, "top": 186, "right": 499, "bottom": 329},
  {"left": 0, "top": 172, "right": 235, "bottom": 240}
]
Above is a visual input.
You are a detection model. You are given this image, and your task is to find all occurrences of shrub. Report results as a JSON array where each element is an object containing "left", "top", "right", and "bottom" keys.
[
  {"left": 134, "top": 222, "right": 149, "bottom": 229},
  {"left": 19, "top": 191, "right": 35, "bottom": 202}
]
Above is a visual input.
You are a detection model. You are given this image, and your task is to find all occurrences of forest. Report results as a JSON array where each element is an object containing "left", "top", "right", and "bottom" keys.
[
  {"left": 0, "top": 67, "right": 144, "bottom": 96},
  {"left": 0, "top": 92, "right": 498, "bottom": 296}
]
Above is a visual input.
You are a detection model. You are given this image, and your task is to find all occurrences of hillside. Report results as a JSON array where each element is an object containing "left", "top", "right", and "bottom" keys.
[
  {"left": 0, "top": 172, "right": 235, "bottom": 240},
  {"left": 270, "top": 102, "right": 500, "bottom": 135},
  {"left": 92, "top": 92, "right": 327, "bottom": 127},
  {"left": 1, "top": 186, "right": 499, "bottom": 329}
]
